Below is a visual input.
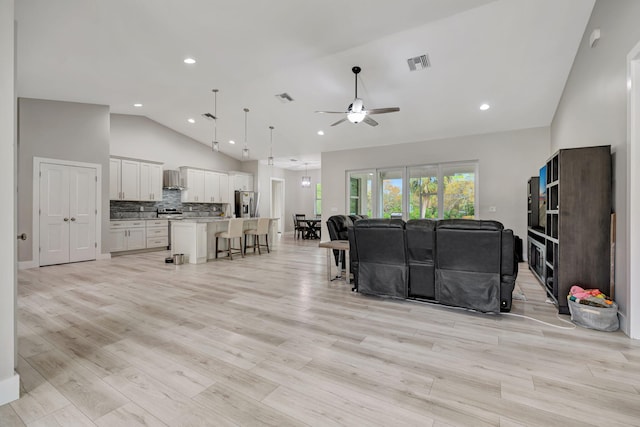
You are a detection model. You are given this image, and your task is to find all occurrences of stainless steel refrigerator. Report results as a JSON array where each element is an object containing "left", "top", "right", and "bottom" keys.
[{"left": 234, "top": 191, "right": 258, "bottom": 218}]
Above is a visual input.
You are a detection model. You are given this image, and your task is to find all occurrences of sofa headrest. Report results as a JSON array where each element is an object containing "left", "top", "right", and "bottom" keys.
[
  {"left": 327, "top": 215, "right": 353, "bottom": 232},
  {"left": 349, "top": 215, "right": 368, "bottom": 223},
  {"left": 354, "top": 218, "right": 405, "bottom": 229},
  {"left": 437, "top": 219, "right": 504, "bottom": 231},
  {"left": 406, "top": 219, "right": 437, "bottom": 231}
]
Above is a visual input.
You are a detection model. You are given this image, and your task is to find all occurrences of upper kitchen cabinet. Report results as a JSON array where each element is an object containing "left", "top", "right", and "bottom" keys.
[
  {"left": 180, "top": 167, "right": 205, "bottom": 203},
  {"left": 140, "top": 162, "right": 163, "bottom": 201},
  {"left": 110, "top": 157, "right": 163, "bottom": 201},
  {"left": 229, "top": 172, "right": 253, "bottom": 191},
  {"left": 180, "top": 167, "right": 229, "bottom": 203},
  {"left": 110, "top": 157, "right": 140, "bottom": 200}
]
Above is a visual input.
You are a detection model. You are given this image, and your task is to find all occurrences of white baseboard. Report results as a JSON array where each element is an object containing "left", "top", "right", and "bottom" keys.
[
  {"left": 618, "top": 311, "right": 629, "bottom": 337},
  {"left": 18, "top": 260, "right": 37, "bottom": 270},
  {"left": 0, "top": 373, "right": 20, "bottom": 406},
  {"left": 18, "top": 253, "right": 111, "bottom": 269}
]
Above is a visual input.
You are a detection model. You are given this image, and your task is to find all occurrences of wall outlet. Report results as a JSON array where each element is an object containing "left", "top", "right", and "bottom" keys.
[
  {"left": 488, "top": 206, "right": 497, "bottom": 212},
  {"left": 331, "top": 207, "right": 338, "bottom": 212}
]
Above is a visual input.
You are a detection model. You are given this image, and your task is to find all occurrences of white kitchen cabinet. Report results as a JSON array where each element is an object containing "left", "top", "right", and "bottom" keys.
[
  {"left": 140, "top": 162, "right": 163, "bottom": 201},
  {"left": 110, "top": 221, "right": 146, "bottom": 252},
  {"left": 219, "top": 173, "right": 230, "bottom": 203},
  {"left": 232, "top": 173, "right": 253, "bottom": 191},
  {"left": 180, "top": 168, "right": 228, "bottom": 204},
  {"left": 180, "top": 168, "right": 205, "bottom": 203},
  {"left": 204, "top": 171, "right": 218, "bottom": 203},
  {"left": 111, "top": 157, "right": 163, "bottom": 201},
  {"left": 146, "top": 219, "right": 168, "bottom": 248}
]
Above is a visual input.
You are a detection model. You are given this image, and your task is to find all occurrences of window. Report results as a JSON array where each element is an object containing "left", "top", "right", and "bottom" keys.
[
  {"left": 347, "top": 162, "right": 477, "bottom": 220},
  {"left": 315, "top": 183, "right": 322, "bottom": 215},
  {"left": 408, "top": 166, "right": 438, "bottom": 219},
  {"left": 348, "top": 171, "right": 374, "bottom": 216},
  {"left": 442, "top": 164, "right": 475, "bottom": 219},
  {"left": 378, "top": 168, "right": 403, "bottom": 219}
]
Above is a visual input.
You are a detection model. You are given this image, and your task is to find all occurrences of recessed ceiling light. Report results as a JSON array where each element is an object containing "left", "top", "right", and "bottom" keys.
[
  {"left": 184, "top": 58, "right": 196, "bottom": 64},
  {"left": 317, "top": 130, "right": 324, "bottom": 136},
  {"left": 480, "top": 103, "right": 490, "bottom": 111},
  {"left": 187, "top": 118, "right": 195, "bottom": 123},
  {"left": 133, "top": 103, "right": 143, "bottom": 107},
  {"left": 229, "top": 140, "right": 235, "bottom": 145}
]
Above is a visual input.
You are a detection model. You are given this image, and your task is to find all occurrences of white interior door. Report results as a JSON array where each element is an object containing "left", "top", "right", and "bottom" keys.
[
  {"left": 69, "top": 166, "right": 96, "bottom": 262},
  {"left": 39, "top": 163, "right": 97, "bottom": 266},
  {"left": 39, "top": 163, "right": 70, "bottom": 266}
]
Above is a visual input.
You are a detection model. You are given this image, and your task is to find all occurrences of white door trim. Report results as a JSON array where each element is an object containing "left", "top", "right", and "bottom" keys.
[
  {"left": 270, "top": 178, "right": 285, "bottom": 234},
  {"left": 627, "top": 41, "right": 640, "bottom": 339},
  {"left": 32, "top": 157, "right": 102, "bottom": 268}
]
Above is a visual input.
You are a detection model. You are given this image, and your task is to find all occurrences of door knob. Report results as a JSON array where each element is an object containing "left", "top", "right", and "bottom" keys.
[
  {"left": 64, "top": 217, "right": 69, "bottom": 222},
  {"left": 17, "top": 233, "right": 27, "bottom": 241},
  {"left": 71, "top": 217, "right": 76, "bottom": 222}
]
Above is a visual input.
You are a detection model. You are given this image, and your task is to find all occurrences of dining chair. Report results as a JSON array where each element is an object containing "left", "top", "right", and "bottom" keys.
[
  {"left": 294, "top": 213, "right": 307, "bottom": 239},
  {"left": 244, "top": 218, "right": 271, "bottom": 254},
  {"left": 215, "top": 218, "right": 244, "bottom": 260}
]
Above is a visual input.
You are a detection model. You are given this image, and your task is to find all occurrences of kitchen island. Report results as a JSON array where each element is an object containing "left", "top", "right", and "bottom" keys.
[{"left": 171, "top": 217, "right": 278, "bottom": 264}]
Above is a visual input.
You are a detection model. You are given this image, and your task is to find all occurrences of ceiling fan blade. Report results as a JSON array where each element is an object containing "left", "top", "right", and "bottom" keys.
[
  {"left": 366, "top": 107, "right": 400, "bottom": 115},
  {"left": 363, "top": 116, "right": 379, "bottom": 127},
  {"left": 330, "top": 117, "right": 348, "bottom": 127},
  {"left": 315, "top": 110, "right": 348, "bottom": 114}
]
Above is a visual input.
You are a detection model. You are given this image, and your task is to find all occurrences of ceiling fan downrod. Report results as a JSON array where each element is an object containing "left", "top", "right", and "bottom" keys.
[{"left": 352, "top": 66, "right": 361, "bottom": 98}]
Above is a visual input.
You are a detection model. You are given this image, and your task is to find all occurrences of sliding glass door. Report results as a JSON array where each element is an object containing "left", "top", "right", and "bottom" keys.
[
  {"left": 348, "top": 170, "right": 374, "bottom": 216},
  {"left": 347, "top": 162, "right": 478, "bottom": 221},
  {"left": 378, "top": 168, "right": 404, "bottom": 219}
]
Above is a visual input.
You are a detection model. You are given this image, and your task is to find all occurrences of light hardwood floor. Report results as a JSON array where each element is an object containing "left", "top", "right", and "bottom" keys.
[{"left": 2, "top": 235, "right": 640, "bottom": 426}]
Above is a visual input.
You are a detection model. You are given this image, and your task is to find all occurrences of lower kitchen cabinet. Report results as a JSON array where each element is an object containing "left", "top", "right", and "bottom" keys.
[
  {"left": 110, "top": 221, "right": 146, "bottom": 252},
  {"left": 146, "top": 219, "right": 168, "bottom": 248}
]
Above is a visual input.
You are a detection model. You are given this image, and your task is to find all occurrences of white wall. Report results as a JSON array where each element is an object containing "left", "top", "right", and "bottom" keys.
[
  {"left": 0, "top": 0, "right": 19, "bottom": 406},
  {"left": 110, "top": 114, "right": 241, "bottom": 172},
  {"left": 321, "top": 127, "right": 550, "bottom": 243},
  {"left": 18, "top": 98, "right": 110, "bottom": 262},
  {"left": 254, "top": 162, "right": 285, "bottom": 219},
  {"left": 550, "top": 0, "right": 640, "bottom": 336}
]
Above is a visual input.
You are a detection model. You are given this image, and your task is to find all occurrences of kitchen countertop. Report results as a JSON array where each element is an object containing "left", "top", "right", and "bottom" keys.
[{"left": 178, "top": 217, "right": 270, "bottom": 223}]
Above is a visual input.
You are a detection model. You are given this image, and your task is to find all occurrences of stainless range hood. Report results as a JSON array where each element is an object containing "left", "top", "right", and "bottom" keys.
[{"left": 163, "top": 170, "right": 184, "bottom": 189}]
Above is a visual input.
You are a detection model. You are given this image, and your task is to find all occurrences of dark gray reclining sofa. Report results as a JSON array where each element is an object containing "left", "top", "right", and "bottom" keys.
[{"left": 345, "top": 217, "right": 518, "bottom": 313}]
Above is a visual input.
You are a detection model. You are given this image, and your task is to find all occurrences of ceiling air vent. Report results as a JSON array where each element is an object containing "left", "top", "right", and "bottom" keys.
[
  {"left": 407, "top": 54, "right": 430, "bottom": 72},
  {"left": 275, "top": 93, "right": 294, "bottom": 103}
]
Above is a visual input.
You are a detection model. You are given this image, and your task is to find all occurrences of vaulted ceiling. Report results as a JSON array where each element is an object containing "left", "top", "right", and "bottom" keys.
[{"left": 15, "top": 0, "right": 595, "bottom": 170}]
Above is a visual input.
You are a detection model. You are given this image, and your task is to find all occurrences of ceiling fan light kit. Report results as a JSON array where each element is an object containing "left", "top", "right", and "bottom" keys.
[{"left": 316, "top": 66, "right": 399, "bottom": 127}]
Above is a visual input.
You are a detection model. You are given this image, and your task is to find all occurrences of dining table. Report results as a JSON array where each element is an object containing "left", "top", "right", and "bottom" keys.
[{"left": 299, "top": 217, "right": 321, "bottom": 239}]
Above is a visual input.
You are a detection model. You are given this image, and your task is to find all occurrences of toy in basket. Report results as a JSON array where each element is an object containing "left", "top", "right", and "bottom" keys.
[{"left": 567, "top": 285, "right": 619, "bottom": 331}]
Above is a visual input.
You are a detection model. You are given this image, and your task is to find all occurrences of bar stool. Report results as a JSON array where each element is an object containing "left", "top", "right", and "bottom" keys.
[
  {"left": 215, "top": 218, "right": 244, "bottom": 260},
  {"left": 244, "top": 218, "right": 270, "bottom": 255}
]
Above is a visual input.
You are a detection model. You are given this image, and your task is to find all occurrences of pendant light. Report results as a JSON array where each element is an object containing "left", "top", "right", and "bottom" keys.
[
  {"left": 211, "top": 89, "right": 220, "bottom": 152},
  {"left": 242, "top": 108, "right": 250, "bottom": 159},
  {"left": 268, "top": 126, "right": 274, "bottom": 166},
  {"left": 301, "top": 163, "right": 311, "bottom": 187}
]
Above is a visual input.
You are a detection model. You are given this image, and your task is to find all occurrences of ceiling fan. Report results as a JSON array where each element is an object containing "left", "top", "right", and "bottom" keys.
[{"left": 316, "top": 66, "right": 400, "bottom": 127}]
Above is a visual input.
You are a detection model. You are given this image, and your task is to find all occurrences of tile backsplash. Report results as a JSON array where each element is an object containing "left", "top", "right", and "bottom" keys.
[{"left": 110, "top": 189, "right": 229, "bottom": 219}]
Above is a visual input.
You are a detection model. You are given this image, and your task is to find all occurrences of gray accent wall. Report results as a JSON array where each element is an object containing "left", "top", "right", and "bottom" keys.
[
  {"left": 550, "top": 0, "right": 640, "bottom": 335},
  {"left": 110, "top": 114, "right": 241, "bottom": 172},
  {"left": 17, "top": 98, "right": 110, "bottom": 262},
  {"left": 321, "top": 126, "right": 550, "bottom": 247}
]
